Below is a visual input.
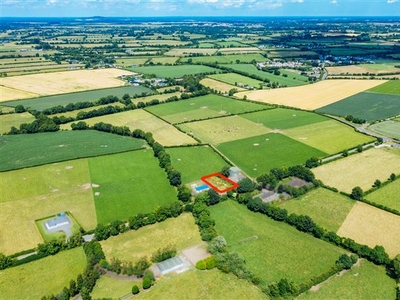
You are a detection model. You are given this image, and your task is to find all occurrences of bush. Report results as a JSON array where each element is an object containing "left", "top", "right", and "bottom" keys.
[
  {"left": 132, "top": 284, "right": 140, "bottom": 295},
  {"left": 142, "top": 277, "right": 152, "bottom": 289}
]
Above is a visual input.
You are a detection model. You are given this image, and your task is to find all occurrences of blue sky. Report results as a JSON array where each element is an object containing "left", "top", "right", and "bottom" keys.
[{"left": 1, "top": 0, "right": 399, "bottom": 17}]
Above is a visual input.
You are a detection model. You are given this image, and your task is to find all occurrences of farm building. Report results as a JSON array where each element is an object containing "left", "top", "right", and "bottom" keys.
[{"left": 45, "top": 212, "right": 70, "bottom": 230}]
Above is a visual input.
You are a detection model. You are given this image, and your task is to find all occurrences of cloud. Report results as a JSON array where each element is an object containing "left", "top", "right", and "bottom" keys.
[
  {"left": 330, "top": 0, "right": 338, "bottom": 4},
  {"left": 387, "top": 0, "right": 398, "bottom": 3},
  {"left": 291, "top": 0, "right": 304, "bottom": 3}
]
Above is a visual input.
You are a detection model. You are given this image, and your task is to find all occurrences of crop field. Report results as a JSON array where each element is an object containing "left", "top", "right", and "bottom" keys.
[
  {"left": 164, "top": 48, "right": 218, "bottom": 56},
  {"left": 178, "top": 115, "right": 271, "bottom": 145},
  {"left": 368, "top": 80, "right": 400, "bottom": 95},
  {"left": 208, "top": 73, "right": 263, "bottom": 88},
  {"left": 369, "top": 121, "right": 400, "bottom": 140},
  {"left": 3, "top": 85, "right": 152, "bottom": 111},
  {"left": 200, "top": 78, "right": 246, "bottom": 94},
  {"left": 235, "top": 80, "right": 385, "bottom": 110},
  {"left": 62, "top": 109, "right": 197, "bottom": 146},
  {"left": 217, "top": 133, "right": 327, "bottom": 178},
  {"left": 149, "top": 56, "right": 179, "bottom": 65},
  {"left": 127, "top": 65, "right": 220, "bottom": 78},
  {"left": 365, "top": 179, "right": 400, "bottom": 214},
  {"left": 337, "top": 202, "right": 400, "bottom": 258},
  {"left": 218, "top": 47, "right": 261, "bottom": 53},
  {"left": 131, "top": 92, "right": 182, "bottom": 105},
  {"left": 145, "top": 94, "right": 269, "bottom": 124},
  {"left": 0, "top": 112, "right": 35, "bottom": 134},
  {"left": 0, "top": 247, "right": 86, "bottom": 300},
  {"left": 166, "top": 146, "right": 229, "bottom": 184},
  {"left": 312, "top": 148, "right": 400, "bottom": 193},
  {"left": 327, "top": 64, "right": 400, "bottom": 75},
  {"left": 88, "top": 150, "right": 177, "bottom": 224},
  {"left": 210, "top": 201, "right": 345, "bottom": 284},
  {"left": 0, "top": 68, "right": 134, "bottom": 100},
  {"left": 0, "top": 159, "right": 97, "bottom": 254},
  {"left": 277, "top": 188, "right": 355, "bottom": 232},
  {"left": 0, "top": 85, "right": 39, "bottom": 102},
  {"left": 101, "top": 213, "right": 201, "bottom": 262},
  {"left": 180, "top": 53, "right": 266, "bottom": 64},
  {"left": 0, "top": 131, "right": 146, "bottom": 172},
  {"left": 115, "top": 57, "right": 150, "bottom": 66},
  {"left": 316, "top": 92, "right": 400, "bottom": 121},
  {"left": 299, "top": 259, "right": 396, "bottom": 300}
]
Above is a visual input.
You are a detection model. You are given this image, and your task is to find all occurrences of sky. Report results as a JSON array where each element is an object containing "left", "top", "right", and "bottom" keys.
[{"left": 1, "top": 0, "right": 399, "bottom": 17}]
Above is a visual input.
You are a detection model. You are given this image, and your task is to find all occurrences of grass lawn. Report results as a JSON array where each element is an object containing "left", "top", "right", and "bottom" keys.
[
  {"left": 208, "top": 73, "right": 263, "bottom": 88},
  {"left": 145, "top": 94, "right": 269, "bottom": 124},
  {"left": 210, "top": 201, "right": 345, "bottom": 284},
  {"left": 217, "top": 133, "right": 327, "bottom": 178},
  {"left": 136, "top": 269, "right": 268, "bottom": 300},
  {"left": 0, "top": 247, "right": 86, "bottom": 300},
  {"left": 0, "top": 130, "right": 146, "bottom": 172},
  {"left": 127, "top": 65, "right": 220, "bottom": 78},
  {"left": 101, "top": 213, "right": 201, "bottom": 262},
  {"left": 369, "top": 120, "right": 400, "bottom": 140},
  {"left": 299, "top": 259, "right": 396, "bottom": 300},
  {"left": 241, "top": 108, "right": 329, "bottom": 130},
  {"left": 90, "top": 275, "right": 140, "bottom": 299},
  {"left": 365, "top": 179, "right": 400, "bottom": 213},
  {"left": 88, "top": 150, "right": 177, "bottom": 224},
  {"left": 367, "top": 80, "right": 400, "bottom": 95},
  {"left": 0, "top": 112, "right": 35, "bottom": 134},
  {"left": 167, "top": 146, "right": 229, "bottom": 184},
  {"left": 277, "top": 188, "right": 355, "bottom": 232}
]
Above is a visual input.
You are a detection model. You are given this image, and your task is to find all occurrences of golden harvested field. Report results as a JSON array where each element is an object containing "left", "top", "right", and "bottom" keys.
[
  {"left": 327, "top": 65, "right": 400, "bottom": 75},
  {"left": 337, "top": 202, "right": 400, "bottom": 257},
  {"left": 235, "top": 80, "right": 385, "bottom": 110},
  {"left": 0, "top": 68, "right": 134, "bottom": 101},
  {"left": 0, "top": 85, "right": 39, "bottom": 102},
  {"left": 200, "top": 78, "right": 246, "bottom": 94},
  {"left": 312, "top": 148, "right": 400, "bottom": 193},
  {"left": 164, "top": 48, "right": 217, "bottom": 56}
]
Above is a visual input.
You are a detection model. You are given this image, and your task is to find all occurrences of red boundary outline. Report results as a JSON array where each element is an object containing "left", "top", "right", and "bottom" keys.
[{"left": 201, "top": 172, "right": 239, "bottom": 193}]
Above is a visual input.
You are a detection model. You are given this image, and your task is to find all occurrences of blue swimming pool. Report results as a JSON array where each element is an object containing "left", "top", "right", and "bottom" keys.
[{"left": 195, "top": 184, "right": 209, "bottom": 192}]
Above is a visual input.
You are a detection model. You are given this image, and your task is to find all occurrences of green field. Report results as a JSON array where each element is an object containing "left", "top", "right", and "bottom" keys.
[
  {"left": 88, "top": 150, "right": 177, "bottom": 224},
  {"left": 145, "top": 94, "right": 269, "bottom": 124},
  {"left": 277, "top": 188, "right": 355, "bottom": 232},
  {"left": 0, "top": 247, "right": 86, "bottom": 300},
  {"left": 127, "top": 65, "right": 220, "bottom": 78},
  {"left": 90, "top": 275, "right": 140, "bottom": 299},
  {"left": 2, "top": 86, "right": 153, "bottom": 111},
  {"left": 0, "top": 131, "right": 146, "bottom": 172},
  {"left": 369, "top": 120, "right": 400, "bottom": 140},
  {"left": 0, "top": 112, "right": 35, "bottom": 134},
  {"left": 365, "top": 179, "right": 400, "bottom": 213},
  {"left": 208, "top": 73, "right": 263, "bottom": 88},
  {"left": 210, "top": 201, "right": 345, "bottom": 284},
  {"left": 181, "top": 53, "right": 266, "bottom": 64},
  {"left": 368, "top": 80, "right": 400, "bottom": 95},
  {"left": 217, "top": 133, "right": 327, "bottom": 178},
  {"left": 299, "top": 259, "right": 396, "bottom": 300},
  {"left": 166, "top": 146, "right": 229, "bottom": 184},
  {"left": 316, "top": 92, "right": 400, "bottom": 121}
]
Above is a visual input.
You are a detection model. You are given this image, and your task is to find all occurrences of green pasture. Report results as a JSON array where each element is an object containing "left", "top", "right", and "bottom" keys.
[
  {"left": 0, "top": 112, "right": 35, "bottom": 134},
  {"left": 149, "top": 56, "right": 179, "bottom": 65},
  {"left": 115, "top": 57, "right": 150, "bottom": 66},
  {"left": 91, "top": 275, "right": 140, "bottom": 299},
  {"left": 52, "top": 102, "right": 125, "bottom": 119},
  {"left": 166, "top": 146, "right": 229, "bottom": 184},
  {"left": 0, "top": 131, "right": 146, "bottom": 172},
  {"left": 131, "top": 91, "right": 182, "bottom": 105},
  {"left": 299, "top": 259, "right": 396, "bottom": 300},
  {"left": 241, "top": 108, "right": 328, "bottom": 130},
  {"left": 216, "top": 41, "right": 246, "bottom": 47},
  {"left": 210, "top": 201, "right": 345, "bottom": 284},
  {"left": 369, "top": 121, "right": 400, "bottom": 140},
  {"left": 0, "top": 247, "right": 86, "bottom": 300},
  {"left": 145, "top": 94, "right": 269, "bottom": 124},
  {"left": 277, "top": 188, "right": 355, "bottom": 232},
  {"left": 368, "top": 80, "right": 400, "bottom": 95},
  {"left": 0, "top": 106, "right": 14, "bottom": 113},
  {"left": 127, "top": 65, "right": 220, "bottom": 78},
  {"left": 365, "top": 179, "right": 400, "bottom": 213},
  {"left": 217, "top": 133, "right": 327, "bottom": 178},
  {"left": 181, "top": 53, "right": 266, "bottom": 64},
  {"left": 208, "top": 73, "right": 263, "bottom": 88},
  {"left": 88, "top": 150, "right": 177, "bottom": 224},
  {"left": 316, "top": 92, "right": 400, "bottom": 121}
]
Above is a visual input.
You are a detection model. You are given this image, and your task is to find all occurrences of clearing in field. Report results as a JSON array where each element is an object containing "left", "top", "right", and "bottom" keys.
[
  {"left": 277, "top": 188, "right": 355, "bottom": 232},
  {"left": 367, "top": 80, "right": 400, "bottom": 95},
  {"left": 0, "top": 130, "right": 146, "bottom": 172},
  {"left": 0, "top": 85, "right": 39, "bottom": 102},
  {"left": 199, "top": 78, "right": 246, "bottom": 94},
  {"left": 167, "top": 146, "right": 228, "bottom": 184},
  {"left": 217, "top": 133, "right": 327, "bottom": 178},
  {"left": 0, "top": 112, "right": 35, "bottom": 134},
  {"left": 312, "top": 148, "right": 400, "bottom": 193},
  {"left": 88, "top": 150, "right": 177, "bottom": 224},
  {"left": 208, "top": 73, "right": 263, "bottom": 88},
  {"left": 177, "top": 115, "right": 271, "bottom": 145},
  {"left": 365, "top": 179, "right": 400, "bottom": 214},
  {"left": 298, "top": 259, "right": 396, "bottom": 300},
  {"left": 0, "top": 247, "right": 86, "bottom": 300},
  {"left": 0, "top": 159, "right": 97, "bottom": 255},
  {"left": 235, "top": 80, "right": 385, "bottom": 110},
  {"left": 337, "top": 202, "right": 400, "bottom": 258},
  {"left": 101, "top": 213, "right": 201, "bottom": 262},
  {"left": 210, "top": 201, "right": 345, "bottom": 284},
  {"left": 0, "top": 68, "right": 133, "bottom": 99},
  {"left": 127, "top": 65, "right": 220, "bottom": 78},
  {"left": 368, "top": 120, "right": 400, "bottom": 140}
]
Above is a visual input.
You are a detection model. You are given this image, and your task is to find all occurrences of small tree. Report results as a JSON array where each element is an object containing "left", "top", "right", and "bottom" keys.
[
  {"left": 373, "top": 179, "right": 381, "bottom": 188},
  {"left": 390, "top": 173, "right": 396, "bottom": 181},
  {"left": 357, "top": 145, "right": 363, "bottom": 153},
  {"left": 132, "top": 284, "right": 140, "bottom": 295},
  {"left": 350, "top": 186, "right": 363, "bottom": 200}
]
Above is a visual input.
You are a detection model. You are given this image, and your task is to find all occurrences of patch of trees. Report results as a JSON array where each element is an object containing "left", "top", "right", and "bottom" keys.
[
  {"left": 100, "top": 256, "right": 150, "bottom": 277},
  {"left": 151, "top": 245, "right": 177, "bottom": 263},
  {"left": 345, "top": 114, "right": 366, "bottom": 124},
  {"left": 8, "top": 114, "right": 59, "bottom": 134}
]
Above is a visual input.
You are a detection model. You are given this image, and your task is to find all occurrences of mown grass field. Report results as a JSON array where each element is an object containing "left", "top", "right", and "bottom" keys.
[
  {"left": 369, "top": 120, "right": 400, "bottom": 140},
  {"left": 299, "top": 259, "right": 396, "bottom": 300},
  {"left": 337, "top": 202, "right": 400, "bottom": 258},
  {"left": 180, "top": 53, "right": 266, "bottom": 64},
  {"left": 217, "top": 133, "right": 327, "bottom": 178},
  {"left": 316, "top": 92, "right": 400, "bottom": 121},
  {"left": 89, "top": 150, "right": 177, "bottom": 224},
  {"left": 166, "top": 146, "right": 229, "bottom": 184},
  {"left": 3, "top": 85, "right": 152, "bottom": 111},
  {"left": 365, "top": 179, "right": 400, "bottom": 213},
  {"left": 277, "top": 188, "right": 355, "bottom": 232},
  {"left": 127, "top": 65, "right": 220, "bottom": 78},
  {"left": 0, "top": 112, "right": 35, "bottom": 134},
  {"left": 368, "top": 80, "right": 400, "bottom": 95},
  {"left": 312, "top": 148, "right": 400, "bottom": 193},
  {"left": 199, "top": 77, "right": 247, "bottom": 94},
  {"left": 0, "top": 131, "right": 146, "bottom": 172},
  {"left": 101, "top": 213, "right": 201, "bottom": 262},
  {"left": 208, "top": 73, "right": 263, "bottom": 88},
  {"left": 0, "top": 247, "right": 86, "bottom": 299},
  {"left": 210, "top": 201, "right": 345, "bottom": 284},
  {"left": 145, "top": 94, "right": 269, "bottom": 124}
]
